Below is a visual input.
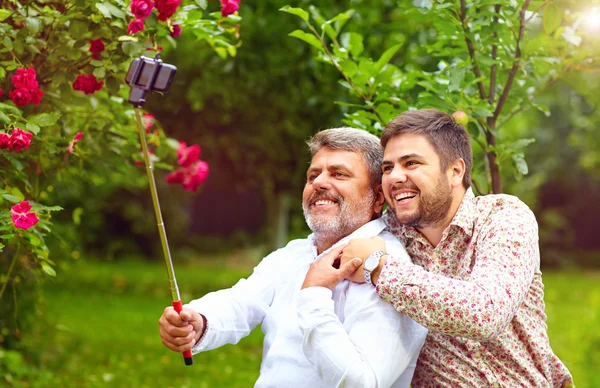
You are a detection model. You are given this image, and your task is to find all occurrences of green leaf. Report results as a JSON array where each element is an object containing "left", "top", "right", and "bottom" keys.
[
  {"left": 340, "top": 32, "right": 363, "bottom": 57},
  {"left": 3, "top": 36, "right": 13, "bottom": 51},
  {"left": 0, "top": 111, "right": 10, "bottom": 124},
  {"left": 339, "top": 59, "right": 358, "bottom": 78},
  {"left": 41, "top": 262, "right": 57, "bottom": 277},
  {"left": 195, "top": 0, "right": 208, "bottom": 9},
  {"left": 288, "top": 30, "right": 324, "bottom": 52},
  {"left": 69, "top": 20, "right": 88, "bottom": 36},
  {"left": 93, "top": 67, "right": 105, "bottom": 78},
  {"left": 543, "top": 2, "right": 562, "bottom": 34},
  {"left": 29, "top": 113, "right": 61, "bottom": 127},
  {"left": 26, "top": 123, "right": 40, "bottom": 135},
  {"left": 117, "top": 35, "right": 139, "bottom": 42},
  {"left": 513, "top": 153, "right": 529, "bottom": 175},
  {"left": 2, "top": 194, "right": 20, "bottom": 203},
  {"left": 26, "top": 17, "right": 41, "bottom": 34},
  {"left": 374, "top": 44, "right": 401, "bottom": 74},
  {"left": 448, "top": 67, "right": 466, "bottom": 92},
  {"left": 72, "top": 207, "right": 84, "bottom": 225},
  {"left": 0, "top": 9, "right": 12, "bottom": 22},
  {"left": 104, "top": 2, "right": 125, "bottom": 18},
  {"left": 0, "top": 102, "right": 22, "bottom": 116},
  {"left": 279, "top": 6, "right": 309, "bottom": 23},
  {"left": 122, "top": 41, "right": 144, "bottom": 57},
  {"left": 507, "top": 138, "right": 535, "bottom": 150},
  {"left": 10, "top": 187, "right": 24, "bottom": 201},
  {"left": 95, "top": 3, "right": 112, "bottom": 18},
  {"left": 0, "top": 67, "right": 5, "bottom": 80}
]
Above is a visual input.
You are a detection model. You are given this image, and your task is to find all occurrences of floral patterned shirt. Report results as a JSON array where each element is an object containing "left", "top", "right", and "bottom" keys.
[{"left": 378, "top": 188, "right": 573, "bottom": 388}]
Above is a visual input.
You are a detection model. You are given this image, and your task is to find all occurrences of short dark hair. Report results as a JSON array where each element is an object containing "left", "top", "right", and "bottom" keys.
[
  {"left": 307, "top": 127, "right": 383, "bottom": 188},
  {"left": 381, "top": 109, "right": 472, "bottom": 188}
]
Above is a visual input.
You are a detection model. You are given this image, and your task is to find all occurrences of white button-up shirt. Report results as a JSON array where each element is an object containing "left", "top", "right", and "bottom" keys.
[{"left": 188, "top": 219, "right": 428, "bottom": 387}]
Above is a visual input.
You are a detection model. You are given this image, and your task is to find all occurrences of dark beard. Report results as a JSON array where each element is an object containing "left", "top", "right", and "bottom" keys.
[{"left": 397, "top": 174, "right": 452, "bottom": 229}]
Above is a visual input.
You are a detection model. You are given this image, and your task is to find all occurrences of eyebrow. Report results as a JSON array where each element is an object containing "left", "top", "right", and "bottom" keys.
[
  {"left": 382, "top": 153, "right": 425, "bottom": 165},
  {"left": 306, "top": 164, "right": 353, "bottom": 175}
]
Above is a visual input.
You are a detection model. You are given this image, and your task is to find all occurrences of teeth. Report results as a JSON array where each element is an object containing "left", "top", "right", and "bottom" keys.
[
  {"left": 315, "top": 200, "right": 335, "bottom": 206},
  {"left": 394, "top": 192, "right": 417, "bottom": 201}
]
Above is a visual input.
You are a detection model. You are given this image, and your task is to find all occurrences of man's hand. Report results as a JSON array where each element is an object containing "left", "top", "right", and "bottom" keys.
[
  {"left": 159, "top": 306, "right": 205, "bottom": 352},
  {"left": 341, "top": 237, "right": 387, "bottom": 283},
  {"left": 302, "top": 245, "right": 362, "bottom": 290}
]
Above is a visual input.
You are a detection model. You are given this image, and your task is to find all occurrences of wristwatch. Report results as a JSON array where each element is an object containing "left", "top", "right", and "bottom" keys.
[{"left": 364, "top": 251, "right": 386, "bottom": 286}]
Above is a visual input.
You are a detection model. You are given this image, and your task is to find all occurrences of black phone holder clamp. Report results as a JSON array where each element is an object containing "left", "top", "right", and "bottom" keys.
[{"left": 125, "top": 54, "right": 177, "bottom": 108}]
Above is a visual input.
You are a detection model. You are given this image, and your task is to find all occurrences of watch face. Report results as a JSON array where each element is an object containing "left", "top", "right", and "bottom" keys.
[{"left": 365, "top": 255, "right": 379, "bottom": 271}]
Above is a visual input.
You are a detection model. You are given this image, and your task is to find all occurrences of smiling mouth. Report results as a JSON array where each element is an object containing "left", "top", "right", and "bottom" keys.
[
  {"left": 394, "top": 192, "right": 418, "bottom": 202},
  {"left": 312, "top": 199, "right": 337, "bottom": 207}
]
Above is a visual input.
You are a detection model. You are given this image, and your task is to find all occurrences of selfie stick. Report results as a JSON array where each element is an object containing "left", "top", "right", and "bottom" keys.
[{"left": 126, "top": 55, "right": 193, "bottom": 366}]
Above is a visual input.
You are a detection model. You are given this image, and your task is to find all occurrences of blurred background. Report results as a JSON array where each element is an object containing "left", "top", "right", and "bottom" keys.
[{"left": 1, "top": 0, "right": 599, "bottom": 387}]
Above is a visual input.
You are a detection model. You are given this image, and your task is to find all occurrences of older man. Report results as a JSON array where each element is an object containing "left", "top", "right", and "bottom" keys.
[
  {"left": 336, "top": 109, "right": 573, "bottom": 387},
  {"left": 158, "top": 127, "right": 427, "bottom": 387}
]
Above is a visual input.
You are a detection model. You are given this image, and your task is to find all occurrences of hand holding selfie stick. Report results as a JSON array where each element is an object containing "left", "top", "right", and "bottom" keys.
[{"left": 126, "top": 54, "right": 193, "bottom": 366}]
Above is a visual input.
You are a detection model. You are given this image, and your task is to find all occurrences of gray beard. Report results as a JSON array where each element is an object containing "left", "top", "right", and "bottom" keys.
[{"left": 302, "top": 190, "right": 376, "bottom": 242}]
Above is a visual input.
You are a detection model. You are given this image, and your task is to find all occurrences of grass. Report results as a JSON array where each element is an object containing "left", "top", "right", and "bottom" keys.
[{"left": 6, "top": 258, "right": 600, "bottom": 387}]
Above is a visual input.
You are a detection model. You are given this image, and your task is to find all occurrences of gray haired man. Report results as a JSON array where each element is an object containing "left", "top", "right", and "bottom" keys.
[{"left": 159, "top": 127, "right": 427, "bottom": 387}]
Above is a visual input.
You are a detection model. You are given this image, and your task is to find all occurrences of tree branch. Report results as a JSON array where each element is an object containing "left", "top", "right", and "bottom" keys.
[
  {"left": 488, "top": 5, "right": 501, "bottom": 105},
  {"left": 492, "top": 0, "right": 532, "bottom": 123},
  {"left": 460, "top": 0, "right": 486, "bottom": 100}
]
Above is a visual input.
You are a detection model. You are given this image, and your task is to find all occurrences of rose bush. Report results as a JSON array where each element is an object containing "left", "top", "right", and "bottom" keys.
[{"left": 0, "top": 0, "right": 241, "bottom": 349}]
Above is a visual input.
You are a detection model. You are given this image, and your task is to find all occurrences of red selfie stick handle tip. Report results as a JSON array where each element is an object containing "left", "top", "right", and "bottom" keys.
[{"left": 172, "top": 300, "right": 194, "bottom": 366}]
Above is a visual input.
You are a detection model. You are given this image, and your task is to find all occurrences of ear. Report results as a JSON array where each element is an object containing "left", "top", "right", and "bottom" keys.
[
  {"left": 448, "top": 158, "right": 466, "bottom": 188},
  {"left": 372, "top": 184, "right": 385, "bottom": 216}
]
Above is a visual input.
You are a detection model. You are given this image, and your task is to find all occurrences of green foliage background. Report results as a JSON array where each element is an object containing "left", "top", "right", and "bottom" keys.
[{"left": 1, "top": 0, "right": 599, "bottom": 386}]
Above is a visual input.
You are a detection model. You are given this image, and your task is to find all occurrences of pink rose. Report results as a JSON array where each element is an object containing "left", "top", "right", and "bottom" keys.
[
  {"left": 166, "top": 160, "right": 209, "bottom": 192},
  {"left": 176, "top": 142, "right": 201, "bottom": 167},
  {"left": 9, "top": 88, "right": 32, "bottom": 106},
  {"left": 73, "top": 74, "right": 104, "bottom": 95},
  {"left": 68, "top": 132, "right": 84, "bottom": 154},
  {"left": 11, "top": 68, "right": 38, "bottom": 90},
  {"left": 130, "top": 0, "right": 154, "bottom": 19},
  {"left": 89, "top": 39, "right": 105, "bottom": 60},
  {"left": 155, "top": 0, "right": 181, "bottom": 21},
  {"left": 10, "top": 201, "right": 40, "bottom": 230},
  {"left": 0, "top": 132, "right": 10, "bottom": 149},
  {"left": 220, "top": 0, "right": 240, "bottom": 17},
  {"left": 31, "top": 88, "right": 44, "bottom": 105},
  {"left": 143, "top": 113, "right": 155, "bottom": 133},
  {"left": 0, "top": 88, "right": 3, "bottom": 98},
  {"left": 170, "top": 24, "right": 182, "bottom": 38},
  {"left": 127, "top": 18, "right": 145, "bottom": 35},
  {"left": 10, "top": 128, "right": 33, "bottom": 151}
]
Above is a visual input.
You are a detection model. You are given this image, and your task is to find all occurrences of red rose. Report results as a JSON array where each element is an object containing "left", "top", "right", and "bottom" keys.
[
  {"left": 220, "top": 0, "right": 240, "bottom": 17},
  {"left": 10, "top": 128, "right": 33, "bottom": 151},
  {"left": 11, "top": 68, "right": 38, "bottom": 90},
  {"left": 0, "top": 132, "right": 10, "bottom": 149},
  {"left": 155, "top": 0, "right": 181, "bottom": 21},
  {"left": 89, "top": 39, "right": 105, "bottom": 60},
  {"left": 170, "top": 24, "right": 182, "bottom": 38},
  {"left": 9, "top": 88, "right": 32, "bottom": 106},
  {"left": 73, "top": 74, "right": 104, "bottom": 95},
  {"left": 31, "top": 88, "right": 44, "bottom": 105},
  {"left": 10, "top": 201, "right": 40, "bottom": 230},
  {"left": 0, "top": 88, "right": 3, "bottom": 98},
  {"left": 130, "top": 0, "right": 154, "bottom": 19},
  {"left": 176, "top": 142, "right": 201, "bottom": 167},
  {"left": 166, "top": 160, "right": 209, "bottom": 192},
  {"left": 128, "top": 19, "right": 145, "bottom": 35}
]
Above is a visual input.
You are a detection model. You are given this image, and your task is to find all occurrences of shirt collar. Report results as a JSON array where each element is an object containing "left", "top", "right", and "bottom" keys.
[
  {"left": 308, "top": 218, "right": 387, "bottom": 259},
  {"left": 384, "top": 188, "right": 476, "bottom": 242}
]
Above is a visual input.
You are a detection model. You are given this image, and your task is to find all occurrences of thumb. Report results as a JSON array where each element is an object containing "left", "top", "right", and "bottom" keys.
[
  {"left": 179, "top": 308, "right": 198, "bottom": 322},
  {"left": 339, "top": 257, "right": 362, "bottom": 278}
]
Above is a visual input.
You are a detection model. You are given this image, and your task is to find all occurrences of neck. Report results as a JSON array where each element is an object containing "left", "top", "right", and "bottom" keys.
[
  {"left": 418, "top": 187, "right": 466, "bottom": 247},
  {"left": 314, "top": 233, "right": 344, "bottom": 255}
]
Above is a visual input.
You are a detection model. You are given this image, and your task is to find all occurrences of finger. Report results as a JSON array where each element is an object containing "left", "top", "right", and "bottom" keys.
[
  {"left": 164, "top": 309, "right": 187, "bottom": 326},
  {"left": 180, "top": 308, "right": 200, "bottom": 322},
  {"left": 339, "top": 257, "right": 363, "bottom": 278},
  {"left": 322, "top": 244, "right": 347, "bottom": 263}
]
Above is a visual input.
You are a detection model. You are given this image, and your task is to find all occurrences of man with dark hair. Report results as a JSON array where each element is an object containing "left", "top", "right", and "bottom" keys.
[
  {"left": 158, "top": 127, "right": 427, "bottom": 387},
  {"left": 324, "top": 109, "right": 573, "bottom": 387}
]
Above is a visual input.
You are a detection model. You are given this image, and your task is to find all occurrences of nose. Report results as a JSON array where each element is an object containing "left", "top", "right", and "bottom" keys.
[
  {"left": 312, "top": 172, "right": 332, "bottom": 190},
  {"left": 388, "top": 165, "right": 407, "bottom": 184}
]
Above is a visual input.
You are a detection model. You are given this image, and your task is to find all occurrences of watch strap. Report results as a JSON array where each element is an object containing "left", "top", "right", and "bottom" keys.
[{"left": 364, "top": 250, "right": 386, "bottom": 286}]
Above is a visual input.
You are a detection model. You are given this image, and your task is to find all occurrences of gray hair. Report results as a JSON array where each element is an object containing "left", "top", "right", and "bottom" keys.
[{"left": 306, "top": 127, "right": 383, "bottom": 187}]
